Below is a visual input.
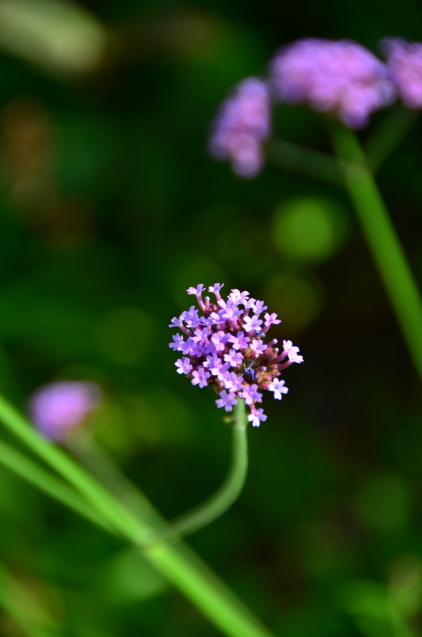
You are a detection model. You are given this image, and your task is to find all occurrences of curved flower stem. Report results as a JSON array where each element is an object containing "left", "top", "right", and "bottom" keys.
[
  {"left": 0, "top": 395, "right": 275, "bottom": 637},
  {"left": 146, "top": 399, "right": 249, "bottom": 546},
  {"left": 330, "top": 125, "right": 422, "bottom": 383}
]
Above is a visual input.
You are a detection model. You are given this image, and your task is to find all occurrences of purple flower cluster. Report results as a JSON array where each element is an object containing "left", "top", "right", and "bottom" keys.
[
  {"left": 270, "top": 39, "right": 395, "bottom": 129},
  {"left": 382, "top": 38, "right": 422, "bottom": 108},
  {"left": 209, "top": 37, "right": 422, "bottom": 177},
  {"left": 28, "top": 381, "right": 101, "bottom": 441},
  {"left": 208, "top": 77, "right": 271, "bottom": 178},
  {"left": 169, "top": 284, "right": 303, "bottom": 427}
]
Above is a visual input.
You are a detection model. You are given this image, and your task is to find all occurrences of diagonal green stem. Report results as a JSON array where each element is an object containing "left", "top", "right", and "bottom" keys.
[
  {"left": 0, "top": 395, "right": 150, "bottom": 542},
  {"left": 64, "top": 430, "right": 163, "bottom": 529},
  {"left": 0, "top": 394, "right": 275, "bottom": 637},
  {"left": 0, "top": 435, "right": 269, "bottom": 637},
  {"left": 146, "top": 399, "right": 248, "bottom": 545},
  {"left": 0, "top": 439, "right": 112, "bottom": 532},
  {"left": 364, "top": 107, "right": 419, "bottom": 172},
  {"left": 330, "top": 125, "right": 422, "bottom": 382}
]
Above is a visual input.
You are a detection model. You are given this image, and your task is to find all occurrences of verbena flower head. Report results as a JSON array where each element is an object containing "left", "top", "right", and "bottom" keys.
[
  {"left": 208, "top": 77, "right": 271, "bottom": 178},
  {"left": 169, "top": 284, "right": 303, "bottom": 427},
  {"left": 269, "top": 38, "right": 395, "bottom": 128},
  {"left": 28, "top": 381, "right": 101, "bottom": 441},
  {"left": 382, "top": 38, "right": 422, "bottom": 108}
]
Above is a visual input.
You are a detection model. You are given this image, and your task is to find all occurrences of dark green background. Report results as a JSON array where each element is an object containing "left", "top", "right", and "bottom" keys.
[{"left": 0, "top": 1, "right": 422, "bottom": 635}]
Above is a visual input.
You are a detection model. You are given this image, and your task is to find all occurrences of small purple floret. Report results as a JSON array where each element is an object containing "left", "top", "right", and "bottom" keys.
[
  {"left": 209, "top": 77, "right": 271, "bottom": 178},
  {"left": 192, "top": 368, "right": 211, "bottom": 388},
  {"left": 248, "top": 407, "right": 267, "bottom": 427},
  {"left": 268, "top": 378, "right": 288, "bottom": 400},
  {"left": 270, "top": 38, "right": 395, "bottom": 128},
  {"left": 176, "top": 358, "right": 193, "bottom": 375},
  {"left": 27, "top": 381, "right": 101, "bottom": 441},
  {"left": 216, "top": 390, "right": 238, "bottom": 412},
  {"left": 169, "top": 284, "right": 303, "bottom": 427},
  {"left": 282, "top": 340, "right": 304, "bottom": 364}
]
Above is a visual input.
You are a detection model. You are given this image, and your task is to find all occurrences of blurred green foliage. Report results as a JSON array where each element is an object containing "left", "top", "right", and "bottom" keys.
[{"left": 0, "top": 0, "right": 420, "bottom": 636}]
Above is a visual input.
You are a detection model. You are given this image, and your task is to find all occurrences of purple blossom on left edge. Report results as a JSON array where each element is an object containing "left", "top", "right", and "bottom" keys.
[
  {"left": 209, "top": 77, "right": 271, "bottom": 178},
  {"left": 169, "top": 284, "right": 303, "bottom": 427},
  {"left": 27, "top": 381, "right": 101, "bottom": 441}
]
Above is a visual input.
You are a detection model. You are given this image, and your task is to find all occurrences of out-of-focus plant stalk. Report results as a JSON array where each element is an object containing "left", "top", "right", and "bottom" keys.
[
  {"left": 364, "top": 107, "right": 419, "bottom": 171},
  {"left": 0, "top": 394, "right": 275, "bottom": 637},
  {"left": 267, "top": 138, "right": 345, "bottom": 185},
  {"left": 330, "top": 126, "right": 422, "bottom": 383},
  {"left": 0, "top": 439, "right": 112, "bottom": 531}
]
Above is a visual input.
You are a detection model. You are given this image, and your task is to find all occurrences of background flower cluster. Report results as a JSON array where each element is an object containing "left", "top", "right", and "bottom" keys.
[{"left": 210, "top": 38, "right": 422, "bottom": 176}]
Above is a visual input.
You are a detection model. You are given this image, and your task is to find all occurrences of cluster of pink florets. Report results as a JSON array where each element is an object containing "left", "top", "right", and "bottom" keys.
[{"left": 169, "top": 284, "right": 303, "bottom": 427}]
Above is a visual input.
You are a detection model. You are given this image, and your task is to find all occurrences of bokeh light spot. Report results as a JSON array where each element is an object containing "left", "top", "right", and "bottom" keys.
[
  {"left": 264, "top": 270, "right": 324, "bottom": 332},
  {"left": 354, "top": 473, "right": 412, "bottom": 534},
  {"left": 272, "top": 196, "right": 350, "bottom": 263}
]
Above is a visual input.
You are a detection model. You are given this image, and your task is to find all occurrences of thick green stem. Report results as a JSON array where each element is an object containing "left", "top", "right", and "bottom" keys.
[
  {"left": 147, "top": 399, "right": 248, "bottom": 545},
  {"left": 330, "top": 126, "right": 422, "bottom": 382},
  {"left": 64, "top": 431, "right": 163, "bottom": 528},
  {"left": 0, "top": 395, "right": 275, "bottom": 637},
  {"left": 0, "top": 395, "right": 150, "bottom": 543},
  {"left": 0, "top": 439, "right": 112, "bottom": 532}
]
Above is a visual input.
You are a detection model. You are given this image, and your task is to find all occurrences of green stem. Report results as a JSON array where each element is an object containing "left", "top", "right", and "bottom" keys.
[
  {"left": 0, "top": 436, "right": 265, "bottom": 636},
  {"left": 330, "top": 126, "right": 422, "bottom": 382},
  {"left": 0, "top": 395, "right": 150, "bottom": 543},
  {"left": 364, "top": 107, "right": 419, "bottom": 172},
  {"left": 0, "top": 439, "right": 112, "bottom": 532},
  {"left": 64, "top": 430, "right": 163, "bottom": 529},
  {"left": 0, "top": 395, "right": 275, "bottom": 637},
  {"left": 147, "top": 399, "right": 248, "bottom": 545},
  {"left": 267, "top": 138, "right": 345, "bottom": 185}
]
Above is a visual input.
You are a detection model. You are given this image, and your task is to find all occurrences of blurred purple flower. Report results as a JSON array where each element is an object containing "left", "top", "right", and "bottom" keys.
[
  {"left": 269, "top": 38, "right": 395, "bottom": 128},
  {"left": 209, "top": 77, "right": 271, "bottom": 178},
  {"left": 382, "top": 38, "right": 422, "bottom": 108},
  {"left": 28, "top": 381, "right": 101, "bottom": 441}
]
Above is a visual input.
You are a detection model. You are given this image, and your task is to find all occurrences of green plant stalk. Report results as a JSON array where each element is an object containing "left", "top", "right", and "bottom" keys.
[
  {"left": 146, "top": 399, "right": 248, "bottom": 544},
  {"left": 364, "top": 107, "right": 419, "bottom": 172},
  {"left": 330, "top": 126, "right": 422, "bottom": 382},
  {"left": 69, "top": 401, "right": 248, "bottom": 542},
  {"left": 0, "top": 395, "right": 275, "bottom": 637},
  {"left": 0, "top": 395, "right": 150, "bottom": 543},
  {"left": 0, "top": 437, "right": 268, "bottom": 637},
  {"left": 64, "top": 430, "right": 164, "bottom": 529},
  {"left": 267, "top": 138, "right": 345, "bottom": 185},
  {"left": 0, "top": 439, "right": 112, "bottom": 532}
]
